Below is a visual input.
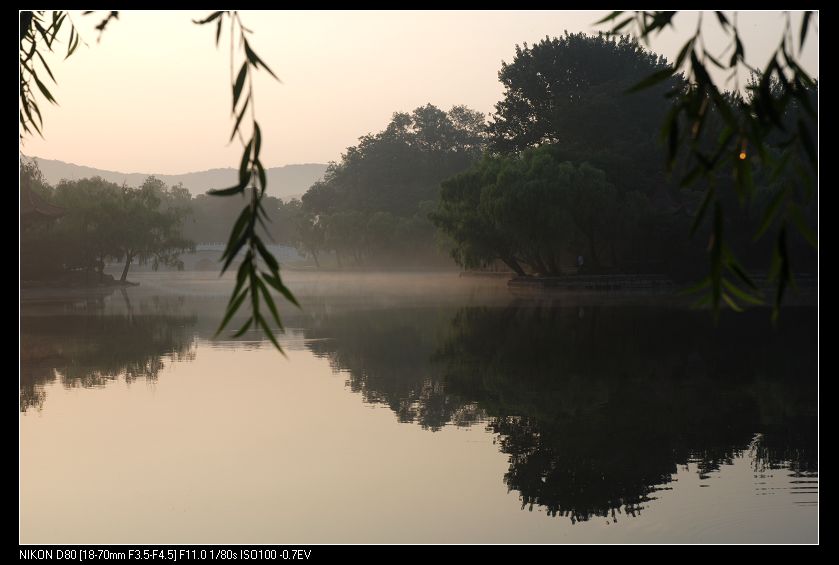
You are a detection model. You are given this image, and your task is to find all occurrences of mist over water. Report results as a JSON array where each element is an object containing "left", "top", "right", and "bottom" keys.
[{"left": 20, "top": 271, "right": 817, "bottom": 543}]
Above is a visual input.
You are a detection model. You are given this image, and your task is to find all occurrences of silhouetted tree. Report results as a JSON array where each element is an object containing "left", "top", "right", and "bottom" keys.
[{"left": 299, "top": 104, "right": 486, "bottom": 267}]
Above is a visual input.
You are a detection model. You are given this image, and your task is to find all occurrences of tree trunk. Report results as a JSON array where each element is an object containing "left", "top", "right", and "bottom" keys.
[
  {"left": 501, "top": 256, "right": 526, "bottom": 277},
  {"left": 310, "top": 249, "right": 320, "bottom": 268},
  {"left": 120, "top": 252, "right": 133, "bottom": 282},
  {"left": 546, "top": 252, "right": 561, "bottom": 276},
  {"left": 335, "top": 251, "right": 343, "bottom": 268},
  {"left": 532, "top": 252, "right": 548, "bottom": 275}
]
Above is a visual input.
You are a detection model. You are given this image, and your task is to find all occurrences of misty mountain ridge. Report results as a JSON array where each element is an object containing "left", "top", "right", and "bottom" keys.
[{"left": 22, "top": 156, "right": 327, "bottom": 201}]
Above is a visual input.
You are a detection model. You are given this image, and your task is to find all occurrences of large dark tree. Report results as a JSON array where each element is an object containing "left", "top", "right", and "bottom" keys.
[
  {"left": 111, "top": 177, "right": 194, "bottom": 281},
  {"left": 488, "top": 33, "right": 678, "bottom": 197}
]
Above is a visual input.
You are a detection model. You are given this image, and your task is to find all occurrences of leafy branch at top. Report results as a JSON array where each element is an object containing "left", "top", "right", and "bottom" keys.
[
  {"left": 194, "top": 11, "right": 299, "bottom": 353},
  {"left": 20, "top": 10, "right": 122, "bottom": 139},
  {"left": 82, "top": 11, "right": 120, "bottom": 41},
  {"left": 598, "top": 11, "right": 817, "bottom": 321},
  {"left": 19, "top": 11, "right": 82, "bottom": 138}
]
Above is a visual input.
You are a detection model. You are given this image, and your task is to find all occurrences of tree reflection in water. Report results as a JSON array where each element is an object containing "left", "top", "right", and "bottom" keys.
[
  {"left": 304, "top": 302, "right": 817, "bottom": 522},
  {"left": 20, "top": 292, "right": 197, "bottom": 412},
  {"left": 21, "top": 289, "right": 815, "bottom": 522}
]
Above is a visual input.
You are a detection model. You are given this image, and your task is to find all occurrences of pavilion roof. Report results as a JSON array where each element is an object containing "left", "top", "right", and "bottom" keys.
[{"left": 21, "top": 182, "right": 64, "bottom": 221}]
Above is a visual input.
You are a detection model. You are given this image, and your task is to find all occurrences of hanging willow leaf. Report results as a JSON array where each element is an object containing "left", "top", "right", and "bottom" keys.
[
  {"left": 754, "top": 184, "right": 790, "bottom": 242},
  {"left": 66, "top": 30, "right": 79, "bottom": 58},
  {"left": 256, "top": 161, "right": 267, "bottom": 194},
  {"left": 244, "top": 40, "right": 280, "bottom": 81},
  {"left": 610, "top": 17, "right": 635, "bottom": 34},
  {"left": 232, "top": 62, "right": 248, "bottom": 112},
  {"left": 228, "top": 258, "right": 251, "bottom": 306},
  {"left": 239, "top": 140, "right": 254, "bottom": 186},
  {"left": 674, "top": 37, "right": 694, "bottom": 70},
  {"left": 21, "top": 97, "right": 41, "bottom": 136},
  {"left": 220, "top": 228, "right": 250, "bottom": 275},
  {"left": 800, "top": 11, "right": 813, "bottom": 50},
  {"left": 208, "top": 183, "right": 246, "bottom": 197},
  {"left": 193, "top": 11, "right": 224, "bottom": 25},
  {"left": 255, "top": 276, "right": 284, "bottom": 330},
  {"left": 255, "top": 312, "right": 286, "bottom": 357},
  {"left": 722, "top": 279, "right": 763, "bottom": 306},
  {"left": 220, "top": 207, "right": 251, "bottom": 261},
  {"left": 33, "top": 73, "right": 56, "bottom": 104},
  {"left": 230, "top": 94, "right": 251, "bottom": 142},
  {"left": 194, "top": 11, "right": 297, "bottom": 352},
  {"left": 253, "top": 122, "right": 262, "bottom": 160},
  {"left": 215, "top": 18, "right": 223, "bottom": 46},
  {"left": 35, "top": 50, "right": 55, "bottom": 82},
  {"left": 689, "top": 185, "right": 715, "bottom": 236},
  {"left": 626, "top": 66, "right": 675, "bottom": 93},
  {"left": 216, "top": 288, "right": 249, "bottom": 336},
  {"left": 721, "top": 293, "right": 744, "bottom": 312},
  {"left": 595, "top": 11, "right": 624, "bottom": 25},
  {"left": 727, "top": 261, "right": 759, "bottom": 292},
  {"left": 256, "top": 239, "right": 279, "bottom": 273},
  {"left": 703, "top": 49, "right": 726, "bottom": 70},
  {"left": 232, "top": 317, "right": 253, "bottom": 337},
  {"left": 264, "top": 273, "right": 301, "bottom": 308}
]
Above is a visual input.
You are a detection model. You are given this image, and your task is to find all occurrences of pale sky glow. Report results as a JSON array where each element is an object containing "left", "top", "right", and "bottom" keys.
[{"left": 21, "top": 10, "right": 818, "bottom": 175}]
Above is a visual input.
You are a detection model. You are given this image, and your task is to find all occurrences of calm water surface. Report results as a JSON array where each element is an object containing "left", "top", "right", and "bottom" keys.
[{"left": 20, "top": 272, "right": 818, "bottom": 543}]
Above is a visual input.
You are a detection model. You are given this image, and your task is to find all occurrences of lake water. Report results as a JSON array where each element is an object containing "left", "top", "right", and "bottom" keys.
[{"left": 20, "top": 271, "right": 818, "bottom": 543}]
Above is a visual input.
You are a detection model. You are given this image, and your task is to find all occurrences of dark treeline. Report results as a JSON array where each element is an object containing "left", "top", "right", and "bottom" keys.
[
  {"left": 21, "top": 163, "right": 194, "bottom": 283},
  {"left": 20, "top": 162, "right": 304, "bottom": 282},
  {"left": 22, "top": 32, "right": 816, "bottom": 279}
]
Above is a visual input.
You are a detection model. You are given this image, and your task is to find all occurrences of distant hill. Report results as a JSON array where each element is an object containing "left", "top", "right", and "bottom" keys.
[{"left": 22, "top": 156, "right": 327, "bottom": 201}]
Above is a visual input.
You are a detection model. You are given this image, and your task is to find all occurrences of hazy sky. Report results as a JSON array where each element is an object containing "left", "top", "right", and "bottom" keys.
[{"left": 22, "top": 10, "right": 818, "bottom": 175}]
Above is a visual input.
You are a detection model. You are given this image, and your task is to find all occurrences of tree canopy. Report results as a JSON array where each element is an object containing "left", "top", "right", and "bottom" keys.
[
  {"left": 488, "top": 33, "right": 679, "bottom": 197},
  {"left": 21, "top": 164, "right": 194, "bottom": 284},
  {"left": 296, "top": 103, "right": 486, "bottom": 268},
  {"left": 433, "top": 146, "right": 694, "bottom": 277}
]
